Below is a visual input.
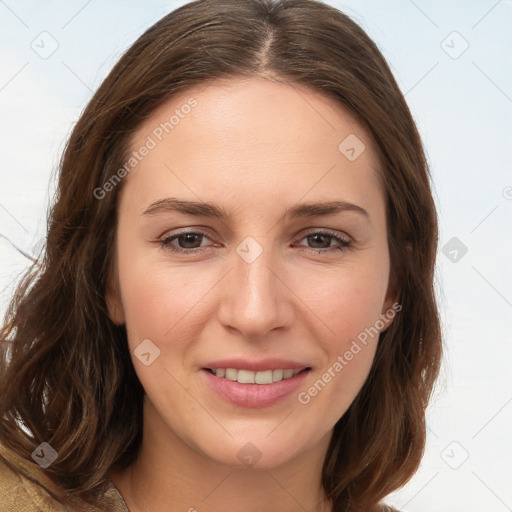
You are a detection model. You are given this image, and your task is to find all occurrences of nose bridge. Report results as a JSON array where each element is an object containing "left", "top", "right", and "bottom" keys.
[{"left": 217, "top": 236, "right": 292, "bottom": 338}]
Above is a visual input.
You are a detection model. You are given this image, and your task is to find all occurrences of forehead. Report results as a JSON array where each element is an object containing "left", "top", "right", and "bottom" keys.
[
  {"left": 132, "top": 75, "right": 378, "bottom": 157},
  {"left": 122, "top": 76, "right": 383, "bottom": 217}
]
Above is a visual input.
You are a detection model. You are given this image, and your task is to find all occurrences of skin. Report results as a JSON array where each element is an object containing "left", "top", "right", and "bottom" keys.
[{"left": 107, "top": 75, "right": 397, "bottom": 512}]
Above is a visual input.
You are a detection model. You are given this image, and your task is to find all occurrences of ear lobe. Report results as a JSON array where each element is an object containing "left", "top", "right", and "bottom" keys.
[{"left": 105, "top": 267, "right": 125, "bottom": 325}]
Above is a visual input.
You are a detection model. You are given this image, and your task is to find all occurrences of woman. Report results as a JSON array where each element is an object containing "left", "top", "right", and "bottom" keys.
[{"left": 0, "top": 0, "right": 442, "bottom": 510}]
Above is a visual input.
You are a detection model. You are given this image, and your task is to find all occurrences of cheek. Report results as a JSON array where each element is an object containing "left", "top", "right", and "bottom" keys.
[
  {"left": 292, "top": 258, "right": 388, "bottom": 414},
  {"left": 120, "top": 265, "right": 207, "bottom": 350},
  {"left": 115, "top": 219, "right": 214, "bottom": 345},
  {"left": 299, "top": 256, "right": 389, "bottom": 343},
  {"left": 297, "top": 341, "right": 377, "bottom": 432},
  {"left": 294, "top": 282, "right": 383, "bottom": 426}
]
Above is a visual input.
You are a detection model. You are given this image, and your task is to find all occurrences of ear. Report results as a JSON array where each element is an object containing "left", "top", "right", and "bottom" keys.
[
  {"left": 379, "top": 271, "right": 401, "bottom": 333},
  {"left": 105, "top": 263, "right": 126, "bottom": 325}
]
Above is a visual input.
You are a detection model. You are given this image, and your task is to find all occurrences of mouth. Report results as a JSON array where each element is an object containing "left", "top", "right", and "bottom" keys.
[
  {"left": 201, "top": 366, "right": 312, "bottom": 408},
  {"left": 203, "top": 367, "right": 311, "bottom": 384}
]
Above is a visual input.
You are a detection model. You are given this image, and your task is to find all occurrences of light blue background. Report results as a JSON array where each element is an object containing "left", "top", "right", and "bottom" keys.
[{"left": 1, "top": 1, "right": 511, "bottom": 510}]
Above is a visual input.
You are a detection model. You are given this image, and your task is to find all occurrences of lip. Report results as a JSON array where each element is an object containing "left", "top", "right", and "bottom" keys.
[
  {"left": 202, "top": 358, "right": 311, "bottom": 372},
  {"left": 201, "top": 367, "right": 311, "bottom": 408}
]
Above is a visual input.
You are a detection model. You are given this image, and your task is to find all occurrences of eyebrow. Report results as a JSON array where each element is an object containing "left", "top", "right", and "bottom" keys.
[{"left": 141, "top": 197, "right": 369, "bottom": 221}]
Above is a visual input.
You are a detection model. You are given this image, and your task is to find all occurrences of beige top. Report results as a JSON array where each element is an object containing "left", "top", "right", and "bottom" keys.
[
  {"left": 0, "top": 442, "right": 128, "bottom": 512},
  {"left": 0, "top": 442, "right": 400, "bottom": 512}
]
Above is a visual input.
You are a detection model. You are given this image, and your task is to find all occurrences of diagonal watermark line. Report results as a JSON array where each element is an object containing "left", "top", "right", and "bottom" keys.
[
  {"left": 0, "top": 282, "right": 11, "bottom": 297},
  {"left": 164, "top": 162, "right": 234, "bottom": 239},
  {"left": 0, "top": 234, "right": 37, "bottom": 263},
  {"left": 61, "top": 61, "right": 93, "bottom": 92},
  {"left": 0, "top": 0, "right": 29, "bottom": 28},
  {"left": 61, "top": 0, "right": 92, "bottom": 29},
  {"left": 471, "top": 265, "right": 512, "bottom": 309},
  {"left": 375, "top": 62, "right": 439, "bottom": 136},
  {"left": 427, "top": 424, "right": 439, "bottom": 439},
  {"left": 164, "top": 163, "right": 205, "bottom": 202},
  {"left": 201, "top": 470, "right": 234, "bottom": 502},
  {"left": 264, "top": 470, "right": 309, "bottom": 512},
  {"left": 266, "top": 164, "right": 337, "bottom": 235},
  {"left": 376, "top": 62, "right": 438, "bottom": 130},
  {"left": 0, "top": 62, "right": 29, "bottom": 92},
  {"left": 404, "top": 62, "right": 439, "bottom": 96},
  {"left": 472, "top": 0, "right": 503, "bottom": 29},
  {"left": 472, "top": 61, "right": 512, "bottom": 104},
  {"left": 407, "top": 0, "right": 439, "bottom": 29},
  {"left": 265, "top": 410, "right": 294, "bottom": 438},
  {"left": 472, "top": 471, "right": 512, "bottom": 510},
  {"left": 266, "top": 266, "right": 336, "bottom": 335},
  {"left": 472, "top": 396, "right": 512, "bottom": 439},
  {"left": 470, "top": 204, "right": 499, "bottom": 233},
  {"left": 0, "top": 204, "right": 29, "bottom": 232},
  {"left": 401, "top": 472, "right": 440, "bottom": 508},
  {"left": 285, "top": 81, "right": 336, "bottom": 131},
  {"left": 162, "top": 366, "right": 234, "bottom": 438},
  {"left": 163, "top": 267, "right": 233, "bottom": 336}
]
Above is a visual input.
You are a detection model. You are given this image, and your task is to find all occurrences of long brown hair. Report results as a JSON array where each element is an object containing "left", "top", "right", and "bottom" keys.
[{"left": 0, "top": 0, "right": 441, "bottom": 510}]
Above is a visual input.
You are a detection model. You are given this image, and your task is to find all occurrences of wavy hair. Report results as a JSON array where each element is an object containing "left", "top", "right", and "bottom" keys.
[{"left": 0, "top": 0, "right": 442, "bottom": 510}]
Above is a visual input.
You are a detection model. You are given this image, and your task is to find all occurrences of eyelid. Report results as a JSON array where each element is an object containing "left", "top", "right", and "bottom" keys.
[
  {"left": 157, "top": 228, "right": 214, "bottom": 253},
  {"left": 298, "top": 227, "right": 351, "bottom": 242},
  {"left": 157, "top": 225, "right": 214, "bottom": 239},
  {"left": 158, "top": 226, "right": 351, "bottom": 242},
  {"left": 292, "top": 229, "right": 352, "bottom": 254}
]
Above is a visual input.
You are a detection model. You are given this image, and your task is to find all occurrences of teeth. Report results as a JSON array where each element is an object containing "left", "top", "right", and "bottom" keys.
[
  {"left": 272, "top": 369, "right": 283, "bottom": 381},
  {"left": 225, "top": 368, "right": 238, "bottom": 381},
  {"left": 255, "top": 370, "right": 273, "bottom": 384},
  {"left": 211, "top": 367, "right": 303, "bottom": 384},
  {"left": 283, "top": 369, "right": 294, "bottom": 379}
]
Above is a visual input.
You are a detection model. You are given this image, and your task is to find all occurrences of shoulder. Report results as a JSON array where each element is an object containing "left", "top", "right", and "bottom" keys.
[
  {"left": 0, "top": 450, "right": 68, "bottom": 511},
  {"left": 0, "top": 442, "right": 127, "bottom": 512}
]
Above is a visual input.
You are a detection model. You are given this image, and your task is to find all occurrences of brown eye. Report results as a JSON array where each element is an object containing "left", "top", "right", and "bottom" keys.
[
  {"left": 158, "top": 231, "right": 212, "bottom": 253},
  {"left": 175, "top": 233, "right": 204, "bottom": 248},
  {"left": 296, "top": 231, "right": 351, "bottom": 253},
  {"left": 306, "top": 233, "right": 333, "bottom": 249}
]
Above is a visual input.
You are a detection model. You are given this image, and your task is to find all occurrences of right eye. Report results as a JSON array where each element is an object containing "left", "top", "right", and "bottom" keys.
[{"left": 157, "top": 230, "right": 214, "bottom": 254}]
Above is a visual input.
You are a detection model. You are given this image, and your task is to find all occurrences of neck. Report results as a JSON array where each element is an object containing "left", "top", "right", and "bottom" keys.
[{"left": 110, "top": 400, "right": 332, "bottom": 512}]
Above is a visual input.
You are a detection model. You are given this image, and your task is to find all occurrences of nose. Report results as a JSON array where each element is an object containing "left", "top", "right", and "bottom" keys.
[{"left": 216, "top": 243, "right": 295, "bottom": 340}]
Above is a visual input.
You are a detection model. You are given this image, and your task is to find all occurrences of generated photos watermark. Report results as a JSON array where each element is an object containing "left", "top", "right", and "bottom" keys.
[
  {"left": 298, "top": 302, "right": 402, "bottom": 405},
  {"left": 93, "top": 97, "right": 198, "bottom": 200}
]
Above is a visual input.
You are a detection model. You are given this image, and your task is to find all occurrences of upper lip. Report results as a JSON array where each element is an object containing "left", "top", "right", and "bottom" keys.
[{"left": 203, "top": 358, "right": 311, "bottom": 372}]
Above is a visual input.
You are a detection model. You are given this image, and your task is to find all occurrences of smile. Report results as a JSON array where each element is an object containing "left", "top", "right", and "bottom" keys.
[
  {"left": 202, "top": 367, "right": 312, "bottom": 408},
  {"left": 206, "top": 367, "right": 307, "bottom": 384}
]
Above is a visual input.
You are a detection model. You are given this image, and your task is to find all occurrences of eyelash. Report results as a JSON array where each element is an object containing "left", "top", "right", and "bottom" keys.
[{"left": 156, "top": 229, "right": 352, "bottom": 255}]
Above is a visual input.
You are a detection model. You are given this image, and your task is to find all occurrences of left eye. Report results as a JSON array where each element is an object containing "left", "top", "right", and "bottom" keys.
[
  {"left": 157, "top": 230, "right": 351, "bottom": 254},
  {"left": 295, "top": 232, "right": 351, "bottom": 252}
]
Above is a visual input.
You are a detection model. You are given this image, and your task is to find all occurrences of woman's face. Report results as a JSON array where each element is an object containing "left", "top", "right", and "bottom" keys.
[{"left": 107, "top": 76, "right": 396, "bottom": 469}]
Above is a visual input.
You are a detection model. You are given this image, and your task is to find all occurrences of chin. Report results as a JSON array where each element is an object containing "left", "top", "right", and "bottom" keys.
[{"left": 195, "top": 428, "right": 317, "bottom": 470}]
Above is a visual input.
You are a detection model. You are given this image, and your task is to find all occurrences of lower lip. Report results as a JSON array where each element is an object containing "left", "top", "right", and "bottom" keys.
[{"left": 202, "top": 368, "right": 311, "bottom": 408}]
